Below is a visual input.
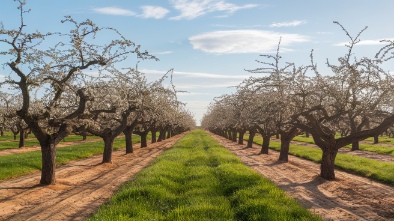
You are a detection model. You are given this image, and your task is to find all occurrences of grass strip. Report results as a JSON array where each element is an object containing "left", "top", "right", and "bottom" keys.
[
  {"left": 251, "top": 137, "right": 394, "bottom": 185},
  {"left": 0, "top": 134, "right": 100, "bottom": 150},
  {"left": 292, "top": 136, "right": 394, "bottom": 156},
  {"left": 0, "top": 135, "right": 143, "bottom": 180},
  {"left": 89, "top": 130, "right": 320, "bottom": 221}
]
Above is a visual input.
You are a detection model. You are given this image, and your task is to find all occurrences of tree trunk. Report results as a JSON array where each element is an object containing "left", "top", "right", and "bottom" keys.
[
  {"left": 166, "top": 128, "right": 171, "bottom": 139},
  {"left": 82, "top": 134, "right": 87, "bottom": 140},
  {"left": 158, "top": 130, "right": 164, "bottom": 142},
  {"left": 351, "top": 140, "right": 359, "bottom": 151},
  {"left": 238, "top": 131, "right": 244, "bottom": 145},
  {"left": 19, "top": 127, "right": 25, "bottom": 148},
  {"left": 140, "top": 132, "right": 148, "bottom": 148},
  {"left": 320, "top": 147, "right": 338, "bottom": 180},
  {"left": 373, "top": 134, "right": 379, "bottom": 144},
  {"left": 247, "top": 130, "right": 256, "bottom": 148},
  {"left": 124, "top": 127, "right": 133, "bottom": 154},
  {"left": 24, "top": 129, "right": 29, "bottom": 139},
  {"left": 102, "top": 136, "right": 114, "bottom": 163},
  {"left": 13, "top": 133, "right": 17, "bottom": 140},
  {"left": 40, "top": 141, "right": 56, "bottom": 185},
  {"left": 151, "top": 129, "right": 157, "bottom": 143},
  {"left": 260, "top": 135, "right": 270, "bottom": 154},
  {"left": 232, "top": 130, "right": 237, "bottom": 142},
  {"left": 227, "top": 131, "right": 232, "bottom": 140},
  {"left": 305, "top": 132, "right": 309, "bottom": 138},
  {"left": 276, "top": 132, "right": 280, "bottom": 139},
  {"left": 0, "top": 129, "right": 3, "bottom": 136},
  {"left": 278, "top": 139, "right": 290, "bottom": 161}
]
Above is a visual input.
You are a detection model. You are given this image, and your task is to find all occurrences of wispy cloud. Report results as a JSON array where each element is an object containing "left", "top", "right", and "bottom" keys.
[
  {"left": 92, "top": 6, "right": 170, "bottom": 19},
  {"left": 140, "top": 6, "right": 170, "bottom": 19},
  {"left": 175, "top": 83, "right": 239, "bottom": 89},
  {"left": 269, "top": 20, "right": 307, "bottom": 28},
  {"left": 169, "top": 0, "right": 258, "bottom": 20},
  {"left": 189, "top": 30, "right": 310, "bottom": 54},
  {"left": 316, "top": 31, "right": 334, "bottom": 35},
  {"left": 152, "top": 51, "right": 173, "bottom": 55},
  {"left": 0, "top": 74, "right": 5, "bottom": 82},
  {"left": 177, "top": 92, "right": 222, "bottom": 96},
  {"left": 92, "top": 7, "right": 136, "bottom": 16},
  {"left": 141, "top": 69, "right": 248, "bottom": 79},
  {"left": 334, "top": 38, "right": 394, "bottom": 46}
]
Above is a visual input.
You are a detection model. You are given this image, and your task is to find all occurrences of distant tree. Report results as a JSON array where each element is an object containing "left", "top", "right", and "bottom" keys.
[{"left": 245, "top": 41, "right": 310, "bottom": 161}]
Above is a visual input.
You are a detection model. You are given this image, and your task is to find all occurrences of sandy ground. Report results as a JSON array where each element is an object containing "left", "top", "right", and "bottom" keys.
[
  {"left": 0, "top": 134, "right": 184, "bottom": 221},
  {"left": 211, "top": 133, "right": 394, "bottom": 221}
]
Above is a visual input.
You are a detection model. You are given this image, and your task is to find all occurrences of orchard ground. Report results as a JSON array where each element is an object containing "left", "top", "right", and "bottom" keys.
[{"left": 0, "top": 130, "right": 393, "bottom": 220}]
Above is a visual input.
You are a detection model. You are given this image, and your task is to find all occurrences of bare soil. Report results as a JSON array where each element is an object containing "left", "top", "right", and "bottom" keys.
[
  {"left": 0, "top": 134, "right": 184, "bottom": 221},
  {"left": 211, "top": 133, "right": 394, "bottom": 221}
]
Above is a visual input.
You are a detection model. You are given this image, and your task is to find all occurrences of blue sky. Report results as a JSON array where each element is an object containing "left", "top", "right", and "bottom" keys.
[{"left": 1, "top": 0, "right": 394, "bottom": 124}]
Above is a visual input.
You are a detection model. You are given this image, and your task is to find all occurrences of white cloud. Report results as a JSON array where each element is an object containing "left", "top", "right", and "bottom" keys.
[
  {"left": 334, "top": 38, "right": 394, "bottom": 46},
  {"left": 140, "top": 6, "right": 170, "bottom": 19},
  {"left": 169, "top": 0, "right": 258, "bottom": 20},
  {"left": 92, "top": 7, "right": 136, "bottom": 16},
  {"left": 269, "top": 20, "right": 307, "bottom": 28},
  {"left": 189, "top": 30, "right": 310, "bottom": 54},
  {"left": 0, "top": 74, "right": 5, "bottom": 82}
]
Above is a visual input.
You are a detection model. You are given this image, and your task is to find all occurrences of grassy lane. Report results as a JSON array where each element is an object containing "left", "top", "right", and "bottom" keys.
[
  {"left": 250, "top": 137, "right": 394, "bottom": 185},
  {"left": 292, "top": 135, "right": 394, "bottom": 156},
  {"left": 0, "top": 135, "right": 144, "bottom": 180},
  {"left": 89, "top": 130, "right": 319, "bottom": 221},
  {"left": 0, "top": 134, "right": 101, "bottom": 150}
]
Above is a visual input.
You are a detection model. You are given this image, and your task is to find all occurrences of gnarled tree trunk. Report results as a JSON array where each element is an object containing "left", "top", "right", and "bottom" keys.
[
  {"left": 40, "top": 140, "right": 57, "bottom": 185},
  {"left": 278, "top": 138, "right": 290, "bottom": 161},
  {"left": 320, "top": 146, "right": 338, "bottom": 180}
]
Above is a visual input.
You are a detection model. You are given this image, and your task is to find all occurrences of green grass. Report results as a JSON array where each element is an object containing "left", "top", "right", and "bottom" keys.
[
  {"left": 251, "top": 137, "right": 394, "bottom": 185},
  {"left": 0, "top": 131, "right": 36, "bottom": 141},
  {"left": 0, "top": 139, "right": 40, "bottom": 150},
  {"left": 89, "top": 130, "right": 320, "bottom": 221},
  {"left": 292, "top": 135, "right": 394, "bottom": 156},
  {"left": 0, "top": 135, "right": 143, "bottom": 180},
  {"left": 0, "top": 133, "right": 100, "bottom": 150}
]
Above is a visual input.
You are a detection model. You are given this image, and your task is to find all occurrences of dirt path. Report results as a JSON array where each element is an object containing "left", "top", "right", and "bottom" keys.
[
  {"left": 212, "top": 133, "right": 394, "bottom": 221},
  {"left": 0, "top": 134, "right": 184, "bottom": 221}
]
